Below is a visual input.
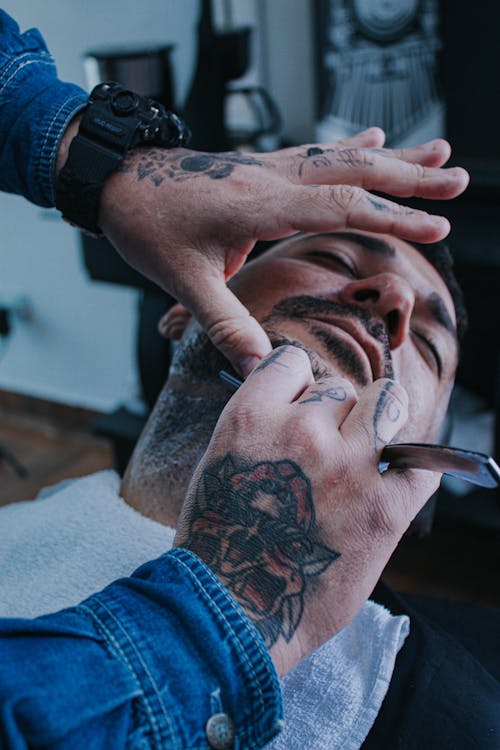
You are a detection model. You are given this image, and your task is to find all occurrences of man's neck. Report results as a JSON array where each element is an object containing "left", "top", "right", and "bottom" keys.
[{"left": 121, "top": 377, "right": 229, "bottom": 527}]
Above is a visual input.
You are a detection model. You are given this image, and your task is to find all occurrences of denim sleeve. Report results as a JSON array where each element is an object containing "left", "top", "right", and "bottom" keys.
[
  {"left": 0, "top": 9, "right": 87, "bottom": 207},
  {"left": 0, "top": 547, "right": 283, "bottom": 749}
]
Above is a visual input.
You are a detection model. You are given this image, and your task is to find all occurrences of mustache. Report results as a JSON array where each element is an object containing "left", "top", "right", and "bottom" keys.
[
  {"left": 263, "top": 295, "right": 394, "bottom": 383},
  {"left": 171, "top": 294, "right": 394, "bottom": 388},
  {"left": 268, "top": 295, "right": 388, "bottom": 343}
]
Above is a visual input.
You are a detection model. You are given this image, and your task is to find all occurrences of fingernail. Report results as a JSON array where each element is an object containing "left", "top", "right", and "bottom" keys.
[
  {"left": 430, "top": 215, "right": 450, "bottom": 230},
  {"left": 238, "top": 355, "right": 262, "bottom": 378}
]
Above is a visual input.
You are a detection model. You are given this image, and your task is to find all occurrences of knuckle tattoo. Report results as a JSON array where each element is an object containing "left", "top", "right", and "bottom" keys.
[
  {"left": 336, "top": 148, "right": 374, "bottom": 169},
  {"left": 299, "top": 384, "right": 348, "bottom": 405}
]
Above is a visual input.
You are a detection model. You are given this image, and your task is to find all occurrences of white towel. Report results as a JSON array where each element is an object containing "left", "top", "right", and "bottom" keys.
[
  {"left": 0, "top": 470, "right": 175, "bottom": 618},
  {"left": 272, "top": 602, "right": 408, "bottom": 749},
  {"left": 0, "top": 470, "right": 408, "bottom": 748}
]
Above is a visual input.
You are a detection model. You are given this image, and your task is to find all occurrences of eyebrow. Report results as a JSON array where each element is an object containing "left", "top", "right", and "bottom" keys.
[{"left": 427, "top": 291, "right": 458, "bottom": 342}]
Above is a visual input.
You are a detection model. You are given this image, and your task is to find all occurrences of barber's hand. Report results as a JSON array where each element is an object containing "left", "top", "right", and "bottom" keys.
[
  {"left": 174, "top": 346, "right": 440, "bottom": 676},
  {"left": 96, "top": 128, "right": 468, "bottom": 376}
]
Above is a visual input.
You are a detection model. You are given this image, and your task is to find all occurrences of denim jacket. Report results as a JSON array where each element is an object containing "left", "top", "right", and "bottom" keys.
[
  {"left": 0, "top": 12, "right": 283, "bottom": 746},
  {"left": 0, "top": 9, "right": 87, "bottom": 206},
  {"left": 0, "top": 547, "right": 283, "bottom": 748}
]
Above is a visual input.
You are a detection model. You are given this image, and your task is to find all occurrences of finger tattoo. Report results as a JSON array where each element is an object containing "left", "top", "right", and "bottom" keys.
[
  {"left": 336, "top": 149, "right": 374, "bottom": 169},
  {"left": 366, "top": 195, "right": 416, "bottom": 215},
  {"left": 306, "top": 146, "right": 324, "bottom": 156},
  {"left": 299, "top": 386, "right": 347, "bottom": 404},
  {"left": 254, "top": 348, "right": 290, "bottom": 372},
  {"left": 373, "top": 381, "right": 401, "bottom": 446}
]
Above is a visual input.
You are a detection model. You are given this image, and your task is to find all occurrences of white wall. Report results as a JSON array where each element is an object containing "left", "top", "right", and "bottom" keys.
[
  {"left": 258, "top": 0, "right": 315, "bottom": 145},
  {"left": 0, "top": 1, "right": 198, "bottom": 411},
  {"left": 0, "top": 1, "right": 314, "bottom": 411}
]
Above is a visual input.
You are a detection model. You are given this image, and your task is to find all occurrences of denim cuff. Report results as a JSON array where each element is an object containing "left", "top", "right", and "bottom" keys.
[
  {"left": 0, "top": 21, "right": 87, "bottom": 206},
  {"left": 81, "top": 548, "right": 284, "bottom": 749},
  {"left": 170, "top": 548, "right": 284, "bottom": 747}
]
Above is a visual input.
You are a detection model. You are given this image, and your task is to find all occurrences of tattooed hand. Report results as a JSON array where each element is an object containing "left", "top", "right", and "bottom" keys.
[
  {"left": 90, "top": 126, "right": 468, "bottom": 376},
  {"left": 174, "top": 345, "right": 440, "bottom": 676}
]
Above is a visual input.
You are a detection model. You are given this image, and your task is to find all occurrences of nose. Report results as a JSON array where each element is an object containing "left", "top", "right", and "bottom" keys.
[{"left": 338, "top": 273, "right": 415, "bottom": 350}]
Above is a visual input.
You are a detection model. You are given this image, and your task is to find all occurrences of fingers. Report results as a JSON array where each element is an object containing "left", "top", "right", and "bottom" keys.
[
  {"left": 332, "top": 127, "right": 386, "bottom": 150},
  {"left": 374, "top": 138, "right": 451, "bottom": 168},
  {"left": 295, "top": 148, "right": 469, "bottom": 200},
  {"left": 284, "top": 183, "right": 451, "bottom": 242},
  {"left": 297, "top": 373, "right": 358, "bottom": 426},
  {"left": 180, "top": 271, "right": 272, "bottom": 376},
  {"left": 339, "top": 379, "right": 440, "bottom": 526},
  {"left": 274, "top": 128, "right": 385, "bottom": 160},
  {"left": 340, "top": 378, "right": 409, "bottom": 457},
  {"left": 241, "top": 345, "right": 315, "bottom": 405}
]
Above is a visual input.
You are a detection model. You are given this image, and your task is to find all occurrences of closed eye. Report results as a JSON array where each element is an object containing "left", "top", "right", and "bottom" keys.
[
  {"left": 412, "top": 329, "right": 442, "bottom": 378},
  {"left": 303, "top": 249, "right": 357, "bottom": 277}
]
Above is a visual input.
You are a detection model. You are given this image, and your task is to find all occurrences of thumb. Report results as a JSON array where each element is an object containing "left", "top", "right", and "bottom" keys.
[
  {"left": 340, "top": 378, "right": 409, "bottom": 456},
  {"left": 184, "top": 274, "right": 272, "bottom": 376}
]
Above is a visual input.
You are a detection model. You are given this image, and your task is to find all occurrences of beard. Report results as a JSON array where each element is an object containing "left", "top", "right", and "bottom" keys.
[{"left": 170, "top": 294, "right": 394, "bottom": 389}]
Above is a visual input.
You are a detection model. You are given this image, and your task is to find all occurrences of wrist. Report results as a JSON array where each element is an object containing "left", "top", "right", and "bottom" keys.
[
  {"left": 55, "top": 114, "right": 82, "bottom": 179},
  {"left": 55, "top": 82, "right": 190, "bottom": 237}
]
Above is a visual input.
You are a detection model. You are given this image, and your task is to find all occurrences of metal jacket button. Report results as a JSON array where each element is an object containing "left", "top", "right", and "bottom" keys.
[{"left": 205, "top": 712, "right": 235, "bottom": 749}]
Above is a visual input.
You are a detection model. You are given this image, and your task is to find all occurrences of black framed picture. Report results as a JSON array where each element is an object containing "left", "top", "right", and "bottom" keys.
[{"left": 314, "top": 0, "right": 445, "bottom": 146}]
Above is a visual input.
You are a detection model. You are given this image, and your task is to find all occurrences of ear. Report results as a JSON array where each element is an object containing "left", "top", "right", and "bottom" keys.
[{"left": 158, "top": 303, "right": 192, "bottom": 340}]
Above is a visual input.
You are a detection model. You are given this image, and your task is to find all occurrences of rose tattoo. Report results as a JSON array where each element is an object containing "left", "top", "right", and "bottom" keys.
[{"left": 185, "top": 454, "right": 340, "bottom": 647}]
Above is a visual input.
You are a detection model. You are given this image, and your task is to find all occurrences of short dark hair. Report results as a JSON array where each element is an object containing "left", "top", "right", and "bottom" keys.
[{"left": 412, "top": 240, "right": 468, "bottom": 342}]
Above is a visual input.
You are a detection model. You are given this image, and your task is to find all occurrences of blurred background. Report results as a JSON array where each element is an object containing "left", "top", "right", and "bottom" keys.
[{"left": 0, "top": 0, "right": 499, "bottom": 600}]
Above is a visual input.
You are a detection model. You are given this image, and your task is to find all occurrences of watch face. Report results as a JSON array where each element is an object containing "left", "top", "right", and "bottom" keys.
[{"left": 352, "top": 0, "right": 419, "bottom": 42}]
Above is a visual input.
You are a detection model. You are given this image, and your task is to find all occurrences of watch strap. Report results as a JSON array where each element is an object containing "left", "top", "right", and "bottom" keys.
[
  {"left": 56, "top": 134, "right": 123, "bottom": 236},
  {"left": 55, "top": 82, "right": 190, "bottom": 237}
]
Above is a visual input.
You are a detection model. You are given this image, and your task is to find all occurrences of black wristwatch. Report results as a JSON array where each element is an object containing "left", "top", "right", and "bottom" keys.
[{"left": 55, "top": 82, "right": 191, "bottom": 237}]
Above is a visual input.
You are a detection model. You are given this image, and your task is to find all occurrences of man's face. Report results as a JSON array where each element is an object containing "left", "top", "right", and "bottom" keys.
[
  {"left": 227, "top": 231, "right": 458, "bottom": 441},
  {"left": 122, "top": 229, "right": 459, "bottom": 516}
]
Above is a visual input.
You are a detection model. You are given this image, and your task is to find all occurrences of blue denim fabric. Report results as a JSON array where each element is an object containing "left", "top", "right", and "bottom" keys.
[
  {"left": 0, "top": 9, "right": 87, "bottom": 206},
  {"left": 0, "top": 547, "right": 283, "bottom": 749}
]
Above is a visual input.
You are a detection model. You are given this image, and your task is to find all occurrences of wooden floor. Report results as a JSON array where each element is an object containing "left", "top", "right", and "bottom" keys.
[
  {"left": 0, "top": 410, "right": 114, "bottom": 505},
  {"left": 1, "top": 406, "right": 499, "bottom": 608}
]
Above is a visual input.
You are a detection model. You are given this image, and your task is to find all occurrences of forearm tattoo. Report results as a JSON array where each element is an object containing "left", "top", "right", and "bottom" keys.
[
  {"left": 119, "top": 148, "right": 264, "bottom": 185},
  {"left": 184, "top": 453, "right": 340, "bottom": 648}
]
